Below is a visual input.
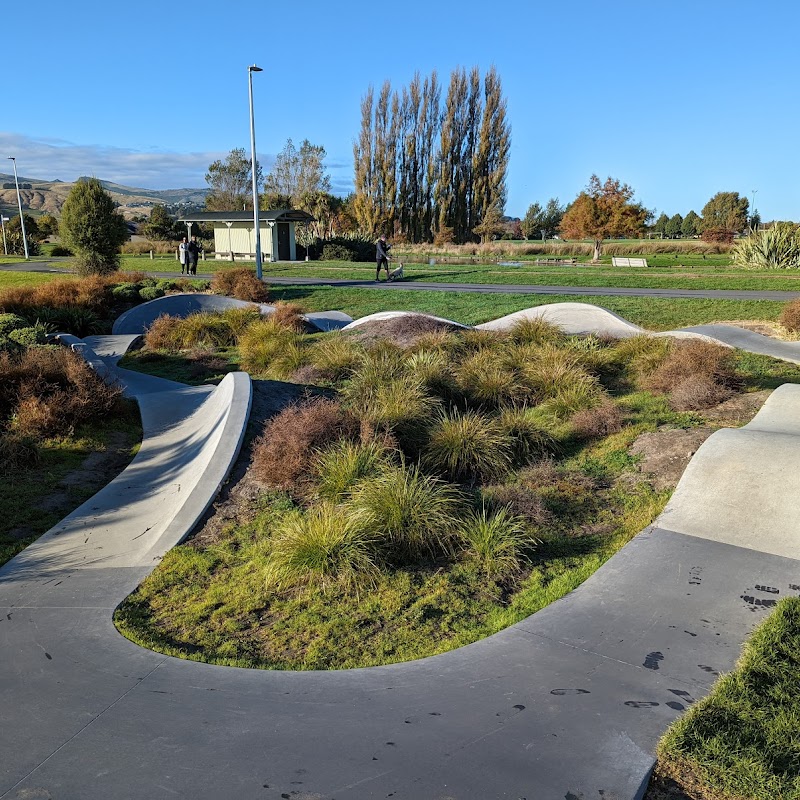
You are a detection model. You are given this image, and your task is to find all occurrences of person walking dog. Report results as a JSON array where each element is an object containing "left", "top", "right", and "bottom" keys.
[
  {"left": 186, "top": 236, "right": 201, "bottom": 276},
  {"left": 376, "top": 234, "right": 391, "bottom": 281}
]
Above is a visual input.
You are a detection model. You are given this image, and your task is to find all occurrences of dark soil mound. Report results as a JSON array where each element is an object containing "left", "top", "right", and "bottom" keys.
[{"left": 348, "top": 313, "right": 463, "bottom": 347}]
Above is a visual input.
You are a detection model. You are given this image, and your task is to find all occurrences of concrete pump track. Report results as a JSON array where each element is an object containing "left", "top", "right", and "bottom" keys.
[{"left": 3, "top": 299, "right": 800, "bottom": 800}]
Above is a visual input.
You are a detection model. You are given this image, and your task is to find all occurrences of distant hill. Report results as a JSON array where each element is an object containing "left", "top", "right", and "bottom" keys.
[{"left": 0, "top": 173, "right": 208, "bottom": 220}]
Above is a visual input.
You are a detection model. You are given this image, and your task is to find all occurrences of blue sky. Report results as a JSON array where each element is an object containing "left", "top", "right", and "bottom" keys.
[{"left": 2, "top": 0, "right": 797, "bottom": 221}]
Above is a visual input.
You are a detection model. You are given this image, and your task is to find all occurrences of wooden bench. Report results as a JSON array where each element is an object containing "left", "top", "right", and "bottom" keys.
[{"left": 611, "top": 256, "right": 649, "bottom": 267}]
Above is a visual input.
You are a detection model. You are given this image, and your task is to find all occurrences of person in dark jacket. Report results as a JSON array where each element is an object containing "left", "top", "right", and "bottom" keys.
[
  {"left": 186, "top": 236, "right": 201, "bottom": 275},
  {"left": 376, "top": 234, "right": 391, "bottom": 281}
]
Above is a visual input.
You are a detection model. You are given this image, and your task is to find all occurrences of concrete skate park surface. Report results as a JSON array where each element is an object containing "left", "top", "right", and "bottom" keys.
[{"left": 3, "top": 302, "right": 800, "bottom": 799}]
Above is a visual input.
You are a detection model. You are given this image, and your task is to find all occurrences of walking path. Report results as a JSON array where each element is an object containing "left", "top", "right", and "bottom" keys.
[
  {"left": 2, "top": 259, "right": 800, "bottom": 301},
  {"left": 2, "top": 303, "right": 799, "bottom": 799}
]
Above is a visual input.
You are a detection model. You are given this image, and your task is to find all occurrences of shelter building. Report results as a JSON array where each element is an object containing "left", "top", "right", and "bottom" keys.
[{"left": 179, "top": 210, "right": 313, "bottom": 261}]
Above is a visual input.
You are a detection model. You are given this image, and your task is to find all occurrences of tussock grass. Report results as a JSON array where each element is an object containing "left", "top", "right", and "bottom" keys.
[
  {"left": 239, "top": 318, "right": 308, "bottom": 377},
  {"left": 211, "top": 267, "right": 269, "bottom": 302},
  {"left": 266, "top": 503, "right": 380, "bottom": 594},
  {"left": 455, "top": 349, "right": 526, "bottom": 408},
  {"left": 424, "top": 409, "right": 513, "bottom": 483},
  {"left": 308, "top": 334, "right": 363, "bottom": 380},
  {"left": 348, "top": 463, "right": 464, "bottom": 564},
  {"left": 458, "top": 505, "right": 536, "bottom": 578},
  {"left": 313, "top": 439, "right": 390, "bottom": 502}
]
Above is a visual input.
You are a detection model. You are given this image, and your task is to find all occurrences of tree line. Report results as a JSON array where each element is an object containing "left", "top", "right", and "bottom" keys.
[{"left": 353, "top": 66, "right": 510, "bottom": 244}]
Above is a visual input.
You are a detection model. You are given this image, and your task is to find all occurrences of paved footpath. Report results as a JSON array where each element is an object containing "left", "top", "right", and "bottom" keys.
[{"left": 2, "top": 312, "right": 800, "bottom": 799}]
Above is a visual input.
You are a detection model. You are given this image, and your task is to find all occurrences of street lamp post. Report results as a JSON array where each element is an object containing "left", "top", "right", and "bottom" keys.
[
  {"left": 248, "top": 65, "right": 263, "bottom": 280},
  {"left": 751, "top": 189, "right": 758, "bottom": 231},
  {"left": 7, "top": 157, "right": 29, "bottom": 260},
  {"left": 0, "top": 216, "right": 9, "bottom": 255}
]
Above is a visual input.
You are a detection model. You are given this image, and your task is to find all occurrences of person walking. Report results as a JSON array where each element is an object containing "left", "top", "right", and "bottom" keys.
[
  {"left": 186, "top": 236, "right": 201, "bottom": 276},
  {"left": 179, "top": 237, "right": 188, "bottom": 274},
  {"left": 376, "top": 234, "right": 391, "bottom": 281}
]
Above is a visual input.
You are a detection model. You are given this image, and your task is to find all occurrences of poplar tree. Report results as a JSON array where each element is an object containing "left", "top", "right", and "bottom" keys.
[{"left": 353, "top": 87, "right": 378, "bottom": 234}]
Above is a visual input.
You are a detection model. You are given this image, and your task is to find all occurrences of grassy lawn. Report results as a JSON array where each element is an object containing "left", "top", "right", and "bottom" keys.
[
  {"left": 0, "top": 270, "right": 70, "bottom": 290},
  {"left": 0, "top": 416, "right": 141, "bottom": 567},
  {"left": 652, "top": 597, "right": 800, "bottom": 800},
  {"left": 266, "top": 284, "right": 787, "bottom": 330},
  {"left": 114, "top": 255, "right": 800, "bottom": 293}
]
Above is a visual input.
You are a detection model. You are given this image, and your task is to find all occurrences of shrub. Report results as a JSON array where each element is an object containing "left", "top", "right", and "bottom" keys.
[
  {"left": 458, "top": 505, "right": 536, "bottom": 578},
  {"left": 156, "top": 279, "right": 178, "bottom": 292},
  {"left": 779, "top": 299, "right": 800, "bottom": 332},
  {"left": 269, "top": 302, "right": 306, "bottom": 331},
  {"left": 49, "top": 245, "right": 73, "bottom": 257},
  {"left": 251, "top": 398, "right": 358, "bottom": 493},
  {"left": 211, "top": 268, "right": 269, "bottom": 302},
  {"left": 321, "top": 243, "right": 354, "bottom": 261},
  {"left": 1, "top": 346, "right": 122, "bottom": 438},
  {"left": 348, "top": 463, "right": 463, "bottom": 563},
  {"left": 570, "top": 400, "right": 624, "bottom": 439},
  {"left": 424, "top": 409, "right": 513, "bottom": 483},
  {"left": 138, "top": 287, "right": 165, "bottom": 302},
  {"left": 0, "top": 432, "right": 40, "bottom": 475},
  {"left": 8, "top": 325, "right": 48, "bottom": 347},
  {"left": 0, "top": 313, "right": 27, "bottom": 336},
  {"left": 669, "top": 374, "right": 734, "bottom": 411},
  {"left": 312, "top": 440, "right": 389, "bottom": 502},
  {"left": 319, "top": 236, "right": 374, "bottom": 262},
  {"left": 643, "top": 340, "right": 740, "bottom": 396},
  {"left": 733, "top": 223, "right": 800, "bottom": 269},
  {"left": 266, "top": 503, "right": 380, "bottom": 594},
  {"left": 33, "top": 307, "right": 104, "bottom": 338},
  {"left": 111, "top": 284, "right": 140, "bottom": 302}
]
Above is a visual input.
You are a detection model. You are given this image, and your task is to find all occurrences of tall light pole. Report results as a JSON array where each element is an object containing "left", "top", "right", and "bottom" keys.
[
  {"left": 248, "top": 65, "right": 263, "bottom": 280},
  {"left": 7, "top": 157, "right": 29, "bottom": 260},
  {"left": 751, "top": 189, "right": 758, "bottom": 231},
  {"left": 0, "top": 216, "right": 8, "bottom": 255}
]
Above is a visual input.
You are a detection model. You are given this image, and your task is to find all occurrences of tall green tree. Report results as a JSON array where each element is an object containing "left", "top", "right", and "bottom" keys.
[
  {"left": 665, "top": 213, "right": 683, "bottom": 239},
  {"left": 700, "top": 191, "right": 749, "bottom": 238},
  {"left": 353, "top": 87, "right": 378, "bottom": 235},
  {"left": 681, "top": 210, "right": 700, "bottom": 237},
  {"left": 264, "top": 139, "right": 330, "bottom": 203},
  {"left": 4, "top": 215, "right": 42, "bottom": 256},
  {"left": 560, "top": 175, "right": 648, "bottom": 261},
  {"left": 653, "top": 212, "right": 669, "bottom": 237},
  {"left": 142, "top": 205, "right": 180, "bottom": 240},
  {"left": 522, "top": 198, "right": 564, "bottom": 240},
  {"left": 473, "top": 66, "right": 510, "bottom": 232},
  {"left": 205, "top": 148, "right": 261, "bottom": 211},
  {"left": 60, "top": 178, "right": 129, "bottom": 275}
]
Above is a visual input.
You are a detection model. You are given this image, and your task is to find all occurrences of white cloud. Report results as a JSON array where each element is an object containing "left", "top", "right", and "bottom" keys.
[{"left": 0, "top": 132, "right": 353, "bottom": 194}]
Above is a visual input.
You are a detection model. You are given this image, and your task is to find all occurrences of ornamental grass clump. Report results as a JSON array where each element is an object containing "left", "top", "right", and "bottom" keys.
[
  {"left": 779, "top": 298, "right": 800, "bottom": 333},
  {"left": 348, "top": 463, "right": 463, "bottom": 564},
  {"left": 308, "top": 334, "right": 363, "bottom": 380},
  {"left": 143, "top": 312, "right": 237, "bottom": 352},
  {"left": 507, "top": 317, "right": 563, "bottom": 346},
  {"left": 239, "top": 318, "right": 308, "bottom": 376},
  {"left": 455, "top": 348, "right": 526, "bottom": 408},
  {"left": 457, "top": 505, "right": 537, "bottom": 578},
  {"left": 423, "top": 409, "right": 513, "bottom": 483},
  {"left": 312, "top": 439, "right": 390, "bottom": 502},
  {"left": 404, "top": 349, "right": 456, "bottom": 398},
  {"left": 732, "top": 222, "right": 800, "bottom": 269},
  {"left": 211, "top": 267, "right": 269, "bottom": 302},
  {"left": 497, "top": 406, "right": 558, "bottom": 466},
  {"left": 265, "top": 503, "right": 380, "bottom": 594}
]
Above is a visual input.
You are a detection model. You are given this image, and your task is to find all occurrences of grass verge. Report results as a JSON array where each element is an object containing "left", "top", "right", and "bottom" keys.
[{"left": 652, "top": 596, "right": 800, "bottom": 800}]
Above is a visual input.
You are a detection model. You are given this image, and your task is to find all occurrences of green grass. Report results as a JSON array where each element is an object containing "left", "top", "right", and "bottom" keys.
[
  {"left": 267, "top": 284, "right": 787, "bottom": 330},
  {"left": 0, "top": 417, "right": 141, "bottom": 567},
  {"left": 655, "top": 597, "right": 800, "bottom": 800},
  {"left": 118, "top": 347, "right": 240, "bottom": 385},
  {"left": 0, "top": 270, "right": 70, "bottom": 290}
]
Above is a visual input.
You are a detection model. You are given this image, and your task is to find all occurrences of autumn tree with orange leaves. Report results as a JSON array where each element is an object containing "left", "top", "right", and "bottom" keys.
[{"left": 560, "top": 175, "right": 649, "bottom": 261}]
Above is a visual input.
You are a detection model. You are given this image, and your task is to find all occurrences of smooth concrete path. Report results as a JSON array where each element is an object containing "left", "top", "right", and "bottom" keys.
[{"left": 2, "top": 305, "right": 800, "bottom": 799}]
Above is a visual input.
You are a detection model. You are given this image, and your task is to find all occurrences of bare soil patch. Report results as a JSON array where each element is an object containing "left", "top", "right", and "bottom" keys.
[
  {"left": 347, "top": 313, "right": 462, "bottom": 348},
  {"left": 714, "top": 319, "right": 800, "bottom": 340}
]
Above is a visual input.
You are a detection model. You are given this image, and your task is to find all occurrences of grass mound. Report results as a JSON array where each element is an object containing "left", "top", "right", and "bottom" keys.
[{"left": 211, "top": 267, "right": 269, "bottom": 302}]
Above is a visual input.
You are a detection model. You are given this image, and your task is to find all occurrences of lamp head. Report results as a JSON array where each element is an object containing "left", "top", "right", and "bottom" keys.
[{"left": 249, "top": 65, "right": 263, "bottom": 73}]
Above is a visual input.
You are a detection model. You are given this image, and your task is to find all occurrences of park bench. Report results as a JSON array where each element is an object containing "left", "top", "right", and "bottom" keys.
[
  {"left": 611, "top": 256, "right": 649, "bottom": 267},
  {"left": 533, "top": 257, "right": 577, "bottom": 266}
]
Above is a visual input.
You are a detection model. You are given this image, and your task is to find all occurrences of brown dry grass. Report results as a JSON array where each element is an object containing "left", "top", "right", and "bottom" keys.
[
  {"left": 251, "top": 398, "right": 358, "bottom": 493},
  {"left": 0, "top": 275, "right": 115, "bottom": 315},
  {"left": 642, "top": 340, "right": 741, "bottom": 410},
  {"left": 571, "top": 400, "right": 624, "bottom": 439},
  {"left": 0, "top": 347, "right": 123, "bottom": 438},
  {"left": 779, "top": 298, "right": 800, "bottom": 332},
  {"left": 211, "top": 268, "right": 269, "bottom": 302},
  {"left": 269, "top": 302, "right": 307, "bottom": 331}
]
